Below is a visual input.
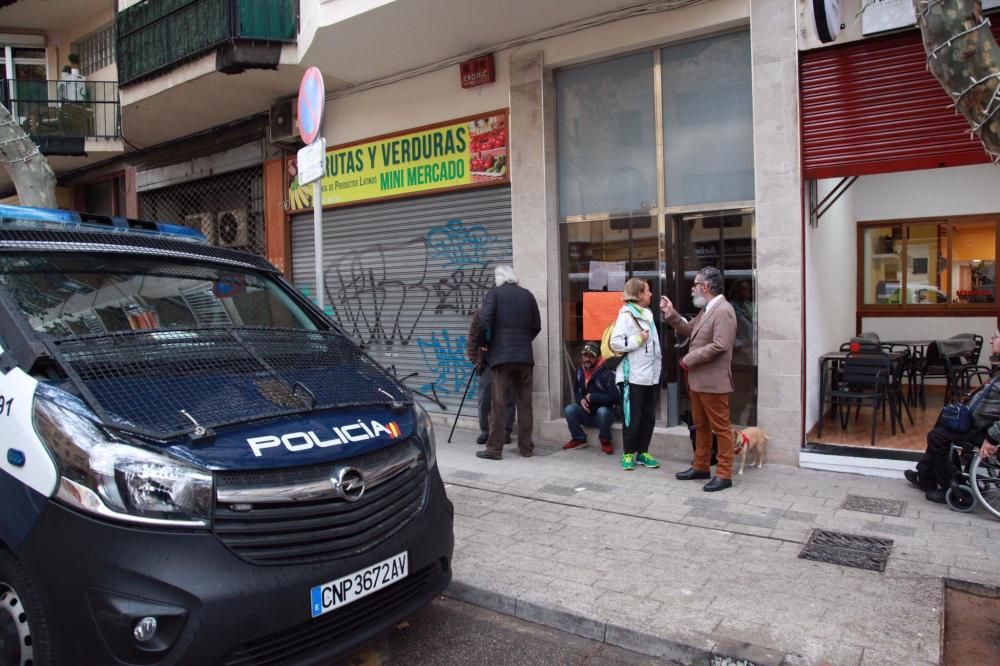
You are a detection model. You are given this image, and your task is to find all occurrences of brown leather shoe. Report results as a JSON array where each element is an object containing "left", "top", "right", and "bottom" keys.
[{"left": 475, "top": 450, "right": 501, "bottom": 460}]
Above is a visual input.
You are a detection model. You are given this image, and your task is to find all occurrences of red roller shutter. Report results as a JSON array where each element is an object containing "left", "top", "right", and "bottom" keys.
[{"left": 800, "top": 25, "right": 1000, "bottom": 180}]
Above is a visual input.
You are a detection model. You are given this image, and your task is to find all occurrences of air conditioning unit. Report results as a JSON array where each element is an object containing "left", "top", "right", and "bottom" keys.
[
  {"left": 268, "top": 98, "right": 302, "bottom": 148},
  {"left": 184, "top": 212, "right": 217, "bottom": 245},
  {"left": 216, "top": 209, "right": 250, "bottom": 248}
]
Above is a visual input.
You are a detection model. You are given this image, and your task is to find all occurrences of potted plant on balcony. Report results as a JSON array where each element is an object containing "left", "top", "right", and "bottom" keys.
[{"left": 67, "top": 52, "right": 82, "bottom": 77}]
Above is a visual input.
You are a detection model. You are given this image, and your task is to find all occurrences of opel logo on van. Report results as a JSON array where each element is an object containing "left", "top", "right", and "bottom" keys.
[{"left": 333, "top": 468, "right": 366, "bottom": 502}]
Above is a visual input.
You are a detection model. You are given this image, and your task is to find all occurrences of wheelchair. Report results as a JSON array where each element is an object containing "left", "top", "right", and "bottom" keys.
[{"left": 944, "top": 441, "right": 1000, "bottom": 519}]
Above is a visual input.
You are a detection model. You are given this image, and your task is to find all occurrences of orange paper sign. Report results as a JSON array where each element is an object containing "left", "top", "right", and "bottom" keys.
[{"left": 582, "top": 291, "right": 623, "bottom": 341}]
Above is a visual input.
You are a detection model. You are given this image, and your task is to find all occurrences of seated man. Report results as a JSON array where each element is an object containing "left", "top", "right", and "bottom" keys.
[
  {"left": 563, "top": 342, "right": 620, "bottom": 455},
  {"left": 906, "top": 330, "right": 1000, "bottom": 502}
]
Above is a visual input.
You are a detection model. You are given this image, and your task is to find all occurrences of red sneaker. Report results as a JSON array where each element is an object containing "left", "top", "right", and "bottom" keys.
[
  {"left": 600, "top": 438, "right": 614, "bottom": 455},
  {"left": 562, "top": 439, "right": 587, "bottom": 451}
]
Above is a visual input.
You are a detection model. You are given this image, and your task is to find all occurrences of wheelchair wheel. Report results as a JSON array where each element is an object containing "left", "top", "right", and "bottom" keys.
[
  {"left": 970, "top": 452, "right": 1000, "bottom": 520},
  {"left": 946, "top": 484, "right": 976, "bottom": 512}
]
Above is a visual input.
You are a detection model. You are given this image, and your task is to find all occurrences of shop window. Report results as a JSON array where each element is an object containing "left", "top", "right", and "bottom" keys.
[
  {"left": 860, "top": 217, "right": 997, "bottom": 309},
  {"left": 560, "top": 215, "right": 659, "bottom": 348},
  {"left": 952, "top": 221, "right": 996, "bottom": 304},
  {"left": 556, "top": 52, "right": 657, "bottom": 217},
  {"left": 661, "top": 31, "right": 753, "bottom": 207}
]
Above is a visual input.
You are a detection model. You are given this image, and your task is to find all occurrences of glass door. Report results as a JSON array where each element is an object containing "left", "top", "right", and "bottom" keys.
[
  {"left": 670, "top": 210, "right": 757, "bottom": 426},
  {"left": 560, "top": 215, "right": 664, "bottom": 417},
  {"left": 3, "top": 47, "right": 48, "bottom": 128}
]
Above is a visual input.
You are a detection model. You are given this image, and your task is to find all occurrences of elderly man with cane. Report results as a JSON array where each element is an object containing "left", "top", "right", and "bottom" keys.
[{"left": 455, "top": 307, "right": 514, "bottom": 445}]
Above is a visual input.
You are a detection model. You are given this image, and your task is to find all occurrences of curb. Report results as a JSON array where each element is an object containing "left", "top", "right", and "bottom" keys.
[{"left": 444, "top": 579, "right": 789, "bottom": 665}]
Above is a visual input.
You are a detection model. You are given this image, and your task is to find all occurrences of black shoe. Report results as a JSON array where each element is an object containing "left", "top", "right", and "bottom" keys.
[
  {"left": 476, "top": 433, "right": 488, "bottom": 445},
  {"left": 904, "top": 469, "right": 937, "bottom": 491},
  {"left": 925, "top": 488, "right": 946, "bottom": 504},
  {"left": 476, "top": 451, "right": 501, "bottom": 460},
  {"left": 504, "top": 433, "right": 512, "bottom": 444},
  {"left": 703, "top": 476, "right": 733, "bottom": 492},
  {"left": 675, "top": 467, "right": 711, "bottom": 480}
]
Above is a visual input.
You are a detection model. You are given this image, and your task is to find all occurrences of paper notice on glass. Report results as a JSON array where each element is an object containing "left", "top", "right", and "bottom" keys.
[
  {"left": 588, "top": 261, "right": 609, "bottom": 290},
  {"left": 608, "top": 263, "right": 627, "bottom": 292}
]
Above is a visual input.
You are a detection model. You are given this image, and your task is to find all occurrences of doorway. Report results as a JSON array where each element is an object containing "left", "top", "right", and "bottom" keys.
[
  {"left": 668, "top": 209, "right": 757, "bottom": 426},
  {"left": 2, "top": 46, "right": 48, "bottom": 128}
]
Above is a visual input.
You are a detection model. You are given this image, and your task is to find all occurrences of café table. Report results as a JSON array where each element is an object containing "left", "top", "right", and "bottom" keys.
[{"left": 817, "top": 349, "right": 910, "bottom": 440}]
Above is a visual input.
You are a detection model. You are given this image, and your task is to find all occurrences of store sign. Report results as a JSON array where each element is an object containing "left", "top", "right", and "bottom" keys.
[
  {"left": 460, "top": 54, "right": 496, "bottom": 88},
  {"left": 863, "top": 0, "right": 1000, "bottom": 35},
  {"left": 287, "top": 110, "right": 509, "bottom": 211}
]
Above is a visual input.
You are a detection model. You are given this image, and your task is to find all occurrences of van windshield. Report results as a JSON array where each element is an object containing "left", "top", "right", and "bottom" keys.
[{"left": 0, "top": 254, "right": 319, "bottom": 337}]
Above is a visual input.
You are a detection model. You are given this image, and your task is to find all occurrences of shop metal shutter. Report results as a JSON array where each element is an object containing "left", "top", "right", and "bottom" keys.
[
  {"left": 291, "top": 186, "right": 512, "bottom": 416},
  {"left": 800, "top": 24, "right": 1000, "bottom": 180}
]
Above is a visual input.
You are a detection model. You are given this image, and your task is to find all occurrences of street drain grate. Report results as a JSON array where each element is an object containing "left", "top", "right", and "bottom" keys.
[
  {"left": 841, "top": 494, "right": 906, "bottom": 517},
  {"left": 798, "top": 529, "right": 893, "bottom": 572}
]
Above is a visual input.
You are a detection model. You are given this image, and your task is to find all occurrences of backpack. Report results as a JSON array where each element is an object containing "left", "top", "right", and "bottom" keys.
[
  {"left": 600, "top": 324, "right": 624, "bottom": 371},
  {"left": 599, "top": 308, "right": 643, "bottom": 371}
]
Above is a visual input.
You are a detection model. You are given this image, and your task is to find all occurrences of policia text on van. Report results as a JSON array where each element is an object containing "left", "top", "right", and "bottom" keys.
[{"left": 0, "top": 204, "right": 453, "bottom": 665}]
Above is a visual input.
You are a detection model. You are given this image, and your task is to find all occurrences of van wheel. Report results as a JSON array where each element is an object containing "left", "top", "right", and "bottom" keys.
[{"left": 0, "top": 550, "right": 52, "bottom": 666}]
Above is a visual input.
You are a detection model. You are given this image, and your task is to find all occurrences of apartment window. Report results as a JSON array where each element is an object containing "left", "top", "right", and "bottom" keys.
[
  {"left": 860, "top": 215, "right": 997, "bottom": 309},
  {"left": 73, "top": 24, "right": 116, "bottom": 76}
]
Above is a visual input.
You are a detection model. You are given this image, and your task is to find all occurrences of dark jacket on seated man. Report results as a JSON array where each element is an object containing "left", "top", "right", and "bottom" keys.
[{"left": 573, "top": 357, "right": 619, "bottom": 409}]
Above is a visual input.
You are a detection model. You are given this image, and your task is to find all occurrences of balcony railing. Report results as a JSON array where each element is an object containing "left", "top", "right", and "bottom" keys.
[
  {"left": 117, "top": 0, "right": 297, "bottom": 85},
  {"left": 1, "top": 79, "right": 121, "bottom": 140}
]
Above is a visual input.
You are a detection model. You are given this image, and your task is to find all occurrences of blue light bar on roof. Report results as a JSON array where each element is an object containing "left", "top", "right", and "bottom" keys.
[{"left": 0, "top": 204, "right": 208, "bottom": 243}]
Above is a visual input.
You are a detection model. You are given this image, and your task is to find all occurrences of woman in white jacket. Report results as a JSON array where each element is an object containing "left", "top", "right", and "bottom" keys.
[{"left": 609, "top": 277, "right": 662, "bottom": 471}]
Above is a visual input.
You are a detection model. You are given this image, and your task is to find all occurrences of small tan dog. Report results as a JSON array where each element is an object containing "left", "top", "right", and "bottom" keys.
[{"left": 736, "top": 426, "right": 769, "bottom": 475}]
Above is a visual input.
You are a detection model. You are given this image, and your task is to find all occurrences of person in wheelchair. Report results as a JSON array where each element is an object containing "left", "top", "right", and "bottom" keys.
[{"left": 905, "top": 331, "right": 1000, "bottom": 503}]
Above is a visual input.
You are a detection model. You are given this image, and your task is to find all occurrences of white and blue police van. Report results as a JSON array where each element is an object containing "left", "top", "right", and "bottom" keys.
[{"left": 0, "top": 204, "right": 453, "bottom": 665}]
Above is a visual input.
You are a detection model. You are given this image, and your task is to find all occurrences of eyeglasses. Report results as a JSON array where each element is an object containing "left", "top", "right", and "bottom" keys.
[{"left": 693, "top": 282, "right": 706, "bottom": 287}]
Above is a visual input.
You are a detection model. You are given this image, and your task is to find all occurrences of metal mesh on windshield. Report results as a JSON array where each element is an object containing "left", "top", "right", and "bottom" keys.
[
  {"left": 46, "top": 327, "right": 409, "bottom": 440},
  {"left": 0, "top": 229, "right": 276, "bottom": 273}
]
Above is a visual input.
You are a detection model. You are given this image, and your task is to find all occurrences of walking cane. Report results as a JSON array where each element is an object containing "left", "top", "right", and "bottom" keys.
[{"left": 448, "top": 365, "right": 478, "bottom": 443}]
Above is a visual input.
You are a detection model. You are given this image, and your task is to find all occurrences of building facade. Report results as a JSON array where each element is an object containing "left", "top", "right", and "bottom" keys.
[{"left": 2, "top": 0, "right": 807, "bottom": 464}]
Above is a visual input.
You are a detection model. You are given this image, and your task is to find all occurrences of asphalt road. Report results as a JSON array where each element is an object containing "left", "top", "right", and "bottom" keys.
[{"left": 340, "top": 597, "right": 669, "bottom": 666}]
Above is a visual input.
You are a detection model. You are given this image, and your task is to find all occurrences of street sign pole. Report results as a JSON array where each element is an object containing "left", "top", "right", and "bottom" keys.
[
  {"left": 297, "top": 67, "right": 326, "bottom": 311},
  {"left": 313, "top": 177, "right": 323, "bottom": 310}
]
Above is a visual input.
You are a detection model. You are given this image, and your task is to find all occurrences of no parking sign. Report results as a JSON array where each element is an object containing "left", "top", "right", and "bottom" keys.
[{"left": 297, "top": 67, "right": 325, "bottom": 145}]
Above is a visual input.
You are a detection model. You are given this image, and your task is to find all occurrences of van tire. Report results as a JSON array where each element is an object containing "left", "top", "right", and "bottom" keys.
[{"left": 0, "top": 549, "right": 54, "bottom": 666}]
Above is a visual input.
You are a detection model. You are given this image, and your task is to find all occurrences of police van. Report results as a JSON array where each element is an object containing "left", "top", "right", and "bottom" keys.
[{"left": 0, "top": 204, "right": 453, "bottom": 665}]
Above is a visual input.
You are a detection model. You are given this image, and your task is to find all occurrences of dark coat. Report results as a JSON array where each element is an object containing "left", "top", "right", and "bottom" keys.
[
  {"left": 573, "top": 359, "right": 619, "bottom": 408},
  {"left": 479, "top": 282, "right": 541, "bottom": 366},
  {"left": 466, "top": 310, "right": 489, "bottom": 374}
]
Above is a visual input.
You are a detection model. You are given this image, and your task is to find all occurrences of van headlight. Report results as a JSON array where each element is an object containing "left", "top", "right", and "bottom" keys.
[
  {"left": 33, "top": 388, "right": 213, "bottom": 528},
  {"left": 414, "top": 404, "right": 437, "bottom": 469}
]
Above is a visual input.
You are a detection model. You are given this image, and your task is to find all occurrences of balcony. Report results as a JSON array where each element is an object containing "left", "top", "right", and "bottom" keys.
[
  {"left": 1, "top": 79, "right": 121, "bottom": 155},
  {"left": 117, "top": 0, "right": 297, "bottom": 86}
]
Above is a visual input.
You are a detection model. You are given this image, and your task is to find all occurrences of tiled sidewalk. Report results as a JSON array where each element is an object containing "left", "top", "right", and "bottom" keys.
[{"left": 438, "top": 428, "right": 1000, "bottom": 665}]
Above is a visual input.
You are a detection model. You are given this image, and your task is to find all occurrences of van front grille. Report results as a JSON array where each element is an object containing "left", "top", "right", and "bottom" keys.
[{"left": 213, "top": 444, "right": 428, "bottom": 565}]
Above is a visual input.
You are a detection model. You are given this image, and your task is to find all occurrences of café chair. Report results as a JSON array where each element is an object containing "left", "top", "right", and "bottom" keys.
[
  {"left": 940, "top": 343, "right": 991, "bottom": 403},
  {"left": 827, "top": 348, "right": 895, "bottom": 447}
]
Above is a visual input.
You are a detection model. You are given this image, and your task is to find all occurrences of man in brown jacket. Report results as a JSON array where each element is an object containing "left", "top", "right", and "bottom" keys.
[{"left": 660, "top": 266, "right": 738, "bottom": 491}]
